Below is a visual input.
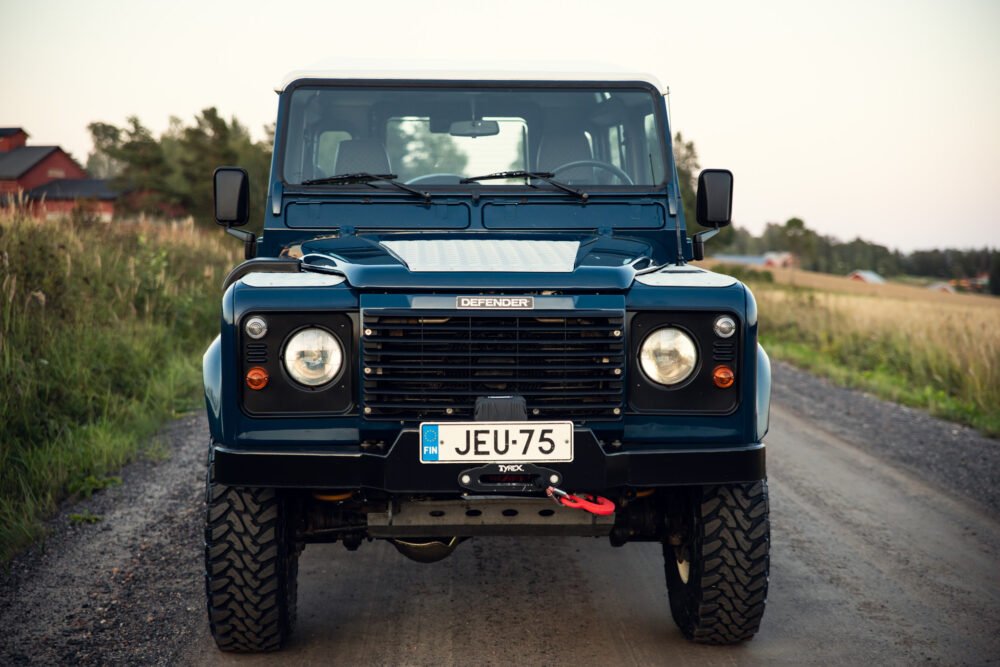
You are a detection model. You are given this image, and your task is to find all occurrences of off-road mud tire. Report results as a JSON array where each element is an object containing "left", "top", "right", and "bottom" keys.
[
  {"left": 204, "top": 455, "right": 299, "bottom": 652},
  {"left": 664, "top": 481, "right": 770, "bottom": 644}
]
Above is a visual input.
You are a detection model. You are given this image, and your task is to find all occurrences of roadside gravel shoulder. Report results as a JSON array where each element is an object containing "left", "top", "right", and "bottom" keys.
[
  {"left": 0, "top": 414, "right": 208, "bottom": 666},
  {"left": 1, "top": 365, "right": 997, "bottom": 665},
  {"left": 771, "top": 360, "right": 1000, "bottom": 513}
]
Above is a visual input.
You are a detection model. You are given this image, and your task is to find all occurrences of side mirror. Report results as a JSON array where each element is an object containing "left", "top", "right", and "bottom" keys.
[
  {"left": 214, "top": 167, "right": 249, "bottom": 227},
  {"left": 696, "top": 169, "right": 733, "bottom": 228}
]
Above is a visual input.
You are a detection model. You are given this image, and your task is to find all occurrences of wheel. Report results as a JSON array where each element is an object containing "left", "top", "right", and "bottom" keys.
[
  {"left": 663, "top": 481, "right": 770, "bottom": 644},
  {"left": 204, "top": 453, "right": 300, "bottom": 652},
  {"left": 552, "top": 160, "right": 634, "bottom": 185}
]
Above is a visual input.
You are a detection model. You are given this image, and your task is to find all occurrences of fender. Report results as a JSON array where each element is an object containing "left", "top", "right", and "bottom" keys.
[
  {"left": 203, "top": 335, "right": 223, "bottom": 443},
  {"left": 756, "top": 344, "right": 772, "bottom": 441}
]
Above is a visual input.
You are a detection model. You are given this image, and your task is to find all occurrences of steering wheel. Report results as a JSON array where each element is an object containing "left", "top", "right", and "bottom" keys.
[
  {"left": 552, "top": 160, "right": 634, "bottom": 185},
  {"left": 404, "top": 173, "right": 463, "bottom": 185}
]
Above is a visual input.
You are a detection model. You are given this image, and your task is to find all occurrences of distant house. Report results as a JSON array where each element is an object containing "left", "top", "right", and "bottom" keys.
[
  {"left": 0, "top": 126, "right": 119, "bottom": 220},
  {"left": 927, "top": 282, "right": 956, "bottom": 294},
  {"left": 847, "top": 270, "right": 886, "bottom": 284},
  {"left": 28, "top": 178, "right": 119, "bottom": 222},
  {"left": 0, "top": 128, "right": 87, "bottom": 195},
  {"left": 763, "top": 251, "right": 796, "bottom": 268},
  {"left": 713, "top": 252, "right": 796, "bottom": 269},
  {"left": 713, "top": 254, "right": 769, "bottom": 266}
]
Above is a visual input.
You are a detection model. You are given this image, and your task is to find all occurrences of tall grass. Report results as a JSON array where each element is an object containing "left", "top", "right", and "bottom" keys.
[
  {"left": 752, "top": 284, "right": 1000, "bottom": 435},
  {"left": 0, "top": 210, "right": 238, "bottom": 561}
]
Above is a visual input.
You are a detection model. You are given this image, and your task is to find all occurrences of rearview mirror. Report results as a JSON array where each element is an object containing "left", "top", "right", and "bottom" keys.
[
  {"left": 696, "top": 169, "right": 733, "bottom": 228},
  {"left": 449, "top": 119, "right": 500, "bottom": 137},
  {"left": 214, "top": 167, "right": 249, "bottom": 227}
]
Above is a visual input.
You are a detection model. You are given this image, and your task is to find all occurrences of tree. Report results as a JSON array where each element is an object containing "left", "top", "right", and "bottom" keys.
[
  {"left": 85, "top": 122, "right": 123, "bottom": 178},
  {"left": 87, "top": 117, "right": 173, "bottom": 216},
  {"left": 990, "top": 252, "right": 1000, "bottom": 296},
  {"left": 673, "top": 132, "right": 699, "bottom": 228},
  {"left": 386, "top": 120, "right": 468, "bottom": 181},
  {"left": 86, "top": 111, "right": 272, "bottom": 227}
]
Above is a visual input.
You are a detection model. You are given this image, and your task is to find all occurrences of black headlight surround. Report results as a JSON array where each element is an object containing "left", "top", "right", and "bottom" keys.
[
  {"left": 628, "top": 311, "right": 741, "bottom": 414},
  {"left": 240, "top": 312, "right": 354, "bottom": 416}
]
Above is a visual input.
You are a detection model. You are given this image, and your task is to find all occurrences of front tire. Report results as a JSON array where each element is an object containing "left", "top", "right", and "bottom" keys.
[
  {"left": 664, "top": 481, "right": 770, "bottom": 644},
  {"left": 204, "top": 457, "right": 299, "bottom": 652}
]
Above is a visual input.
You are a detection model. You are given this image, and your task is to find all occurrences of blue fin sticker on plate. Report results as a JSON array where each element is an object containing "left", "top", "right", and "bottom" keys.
[{"left": 421, "top": 424, "right": 440, "bottom": 462}]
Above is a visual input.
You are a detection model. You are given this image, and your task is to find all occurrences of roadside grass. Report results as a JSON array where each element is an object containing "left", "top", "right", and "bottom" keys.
[
  {"left": 0, "top": 210, "right": 237, "bottom": 562},
  {"left": 741, "top": 276, "right": 1000, "bottom": 436}
]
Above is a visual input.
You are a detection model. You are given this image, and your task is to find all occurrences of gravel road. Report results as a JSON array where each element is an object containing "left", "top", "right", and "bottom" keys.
[{"left": 2, "top": 361, "right": 999, "bottom": 665}]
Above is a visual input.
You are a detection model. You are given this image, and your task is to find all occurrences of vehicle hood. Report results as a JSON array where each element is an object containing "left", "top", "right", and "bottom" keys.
[{"left": 296, "top": 233, "right": 655, "bottom": 290}]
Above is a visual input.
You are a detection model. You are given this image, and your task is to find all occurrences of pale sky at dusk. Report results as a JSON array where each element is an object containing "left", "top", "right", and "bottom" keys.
[{"left": 2, "top": 0, "right": 998, "bottom": 251}]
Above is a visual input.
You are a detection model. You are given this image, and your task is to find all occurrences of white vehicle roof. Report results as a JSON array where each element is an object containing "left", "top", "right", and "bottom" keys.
[{"left": 277, "top": 63, "right": 665, "bottom": 94}]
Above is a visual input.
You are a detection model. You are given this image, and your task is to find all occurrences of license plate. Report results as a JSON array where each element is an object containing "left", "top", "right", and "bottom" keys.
[{"left": 419, "top": 421, "right": 574, "bottom": 464}]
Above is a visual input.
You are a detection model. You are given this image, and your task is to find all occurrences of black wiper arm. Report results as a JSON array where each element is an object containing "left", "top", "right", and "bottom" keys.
[
  {"left": 301, "top": 172, "right": 395, "bottom": 185},
  {"left": 301, "top": 172, "right": 430, "bottom": 202},
  {"left": 461, "top": 170, "right": 588, "bottom": 201}
]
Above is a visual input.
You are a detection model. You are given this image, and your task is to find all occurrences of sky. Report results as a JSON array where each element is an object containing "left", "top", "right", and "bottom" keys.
[{"left": 2, "top": 0, "right": 998, "bottom": 252}]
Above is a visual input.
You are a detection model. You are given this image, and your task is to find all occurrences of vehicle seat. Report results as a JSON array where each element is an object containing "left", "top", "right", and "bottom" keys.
[
  {"left": 536, "top": 129, "right": 594, "bottom": 183},
  {"left": 333, "top": 139, "right": 392, "bottom": 175}
]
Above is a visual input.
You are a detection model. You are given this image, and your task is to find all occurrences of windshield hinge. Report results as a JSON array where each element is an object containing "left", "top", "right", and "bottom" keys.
[{"left": 271, "top": 181, "right": 283, "bottom": 216}]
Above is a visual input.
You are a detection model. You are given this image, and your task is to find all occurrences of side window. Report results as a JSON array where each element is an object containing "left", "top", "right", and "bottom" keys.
[{"left": 316, "top": 130, "right": 352, "bottom": 177}]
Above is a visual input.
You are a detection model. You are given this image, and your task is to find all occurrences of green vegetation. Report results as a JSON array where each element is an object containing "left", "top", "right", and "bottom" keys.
[
  {"left": 740, "top": 274, "right": 1000, "bottom": 436},
  {"left": 87, "top": 110, "right": 273, "bottom": 231},
  {"left": 68, "top": 510, "right": 103, "bottom": 525},
  {"left": 0, "top": 210, "right": 238, "bottom": 561},
  {"left": 712, "top": 218, "right": 997, "bottom": 289}
]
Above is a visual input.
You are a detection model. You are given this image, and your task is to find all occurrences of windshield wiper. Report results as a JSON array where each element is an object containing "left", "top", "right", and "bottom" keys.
[
  {"left": 461, "top": 170, "right": 588, "bottom": 201},
  {"left": 300, "top": 172, "right": 430, "bottom": 202}
]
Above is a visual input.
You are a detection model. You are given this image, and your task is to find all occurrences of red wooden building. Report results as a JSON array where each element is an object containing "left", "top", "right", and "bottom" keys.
[{"left": 0, "top": 127, "right": 118, "bottom": 220}]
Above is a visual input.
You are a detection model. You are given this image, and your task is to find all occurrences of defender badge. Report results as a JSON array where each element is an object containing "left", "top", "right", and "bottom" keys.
[{"left": 456, "top": 296, "right": 534, "bottom": 309}]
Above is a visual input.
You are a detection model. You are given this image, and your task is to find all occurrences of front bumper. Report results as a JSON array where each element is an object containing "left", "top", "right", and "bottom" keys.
[{"left": 212, "top": 429, "right": 765, "bottom": 491}]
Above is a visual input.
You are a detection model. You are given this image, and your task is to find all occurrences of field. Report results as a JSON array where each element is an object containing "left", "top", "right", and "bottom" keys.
[
  {"left": 705, "top": 262, "right": 1000, "bottom": 436},
  {"left": 0, "top": 210, "right": 238, "bottom": 561}
]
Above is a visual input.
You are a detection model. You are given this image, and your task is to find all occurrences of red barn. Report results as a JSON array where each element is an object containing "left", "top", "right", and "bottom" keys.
[
  {"left": 0, "top": 127, "right": 119, "bottom": 219},
  {"left": 28, "top": 179, "right": 118, "bottom": 221},
  {"left": 0, "top": 128, "right": 88, "bottom": 195}
]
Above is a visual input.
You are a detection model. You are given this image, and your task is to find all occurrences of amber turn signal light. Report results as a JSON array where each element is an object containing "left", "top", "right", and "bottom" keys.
[
  {"left": 246, "top": 366, "right": 269, "bottom": 390},
  {"left": 712, "top": 365, "right": 735, "bottom": 389}
]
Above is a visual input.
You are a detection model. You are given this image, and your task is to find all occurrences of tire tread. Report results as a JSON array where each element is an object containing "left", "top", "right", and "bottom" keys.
[
  {"left": 665, "top": 481, "right": 770, "bottom": 645},
  {"left": 204, "top": 459, "right": 297, "bottom": 652}
]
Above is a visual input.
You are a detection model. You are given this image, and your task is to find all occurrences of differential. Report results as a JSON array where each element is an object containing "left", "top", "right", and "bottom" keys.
[{"left": 388, "top": 537, "right": 462, "bottom": 563}]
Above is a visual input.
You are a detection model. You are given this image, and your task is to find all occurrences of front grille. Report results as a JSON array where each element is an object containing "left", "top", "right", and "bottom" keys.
[{"left": 362, "top": 311, "right": 625, "bottom": 420}]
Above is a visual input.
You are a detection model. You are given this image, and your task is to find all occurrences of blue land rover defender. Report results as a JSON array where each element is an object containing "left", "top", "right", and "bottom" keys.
[{"left": 204, "top": 68, "right": 771, "bottom": 651}]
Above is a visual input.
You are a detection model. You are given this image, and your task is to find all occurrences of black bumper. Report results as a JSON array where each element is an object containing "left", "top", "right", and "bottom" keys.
[{"left": 213, "top": 430, "right": 765, "bottom": 491}]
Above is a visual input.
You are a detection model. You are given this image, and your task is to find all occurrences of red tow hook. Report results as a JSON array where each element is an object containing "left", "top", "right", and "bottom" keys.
[{"left": 546, "top": 486, "right": 616, "bottom": 516}]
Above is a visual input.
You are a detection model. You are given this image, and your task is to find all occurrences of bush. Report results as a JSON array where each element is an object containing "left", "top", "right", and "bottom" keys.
[{"left": 0, "top": 211, "right": 238, "bottom": 561}]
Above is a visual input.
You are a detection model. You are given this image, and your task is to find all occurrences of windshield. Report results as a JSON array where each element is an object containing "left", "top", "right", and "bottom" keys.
[{"left": 282, "top": 84, "right": 667, "bottom": 188}]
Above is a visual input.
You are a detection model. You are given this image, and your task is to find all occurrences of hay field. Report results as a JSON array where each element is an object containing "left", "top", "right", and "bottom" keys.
[{"left": 699, "top": 261, "right": 1000, "bottom": 435}]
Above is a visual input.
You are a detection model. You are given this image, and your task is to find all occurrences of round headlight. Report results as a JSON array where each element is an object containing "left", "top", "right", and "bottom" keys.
[
  {"left": 639, "top": 327, "right": 698, "bottom": 386},
  {"left": 283, "top": 328, "right": 343, "bottom": 387}
]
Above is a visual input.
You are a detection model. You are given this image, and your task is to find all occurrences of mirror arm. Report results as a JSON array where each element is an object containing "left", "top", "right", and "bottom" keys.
[
  {"left": 225, "top": 226, "right": 257, "bottom": 260},
  {"left": 690, "top": 227, "right": 720, "bottom": 262}
]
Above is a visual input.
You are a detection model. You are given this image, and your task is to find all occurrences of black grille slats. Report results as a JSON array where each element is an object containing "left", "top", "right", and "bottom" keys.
[
  {"left": 245, "top": 342, "right": 268, "bottom": 364},
  {"left": 362, "top": 312, "right": 625, "bottom": 420}
]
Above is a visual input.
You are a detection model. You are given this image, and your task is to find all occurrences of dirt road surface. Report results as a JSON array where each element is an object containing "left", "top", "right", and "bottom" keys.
[{"left": 2, "top": 363, "right": 999, "bottom": 665}]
